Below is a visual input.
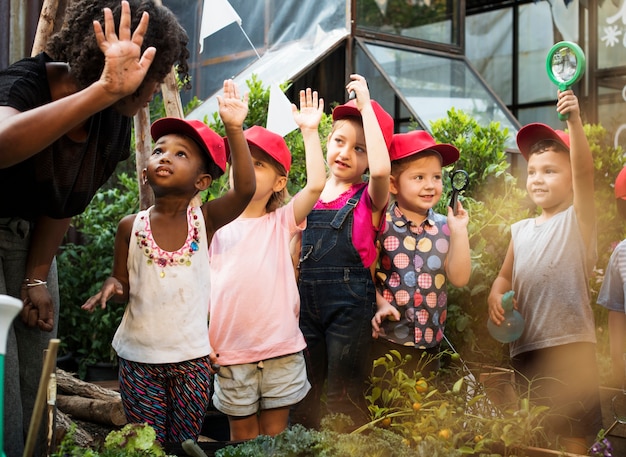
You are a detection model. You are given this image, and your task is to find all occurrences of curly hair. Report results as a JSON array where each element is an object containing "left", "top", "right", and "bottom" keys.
[{"left": 46, "top": 0, "right": 190, "bottom": 93}]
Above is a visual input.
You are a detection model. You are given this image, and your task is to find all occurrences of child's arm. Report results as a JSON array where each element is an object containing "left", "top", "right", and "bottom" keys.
[
  {"left": 445, "top": 200, "right": 471, "bottom": 287},
  {"left": 203, "top": 79, "right": 256, "bottom": 238},
  {"left": 559, "top": 89, "right": 595, "bottom": 248},
  {"left": 488, "top": 239, "right": 515, "bottom": 325},
  {"left": 345, "top": 75, "right": 391, "bottom": 216},
  {"left": 291, "top": 88, "right": 327, "bottom": 224},
  {"left": 82, "top": 214, "right": 134, "bottom": 311}
]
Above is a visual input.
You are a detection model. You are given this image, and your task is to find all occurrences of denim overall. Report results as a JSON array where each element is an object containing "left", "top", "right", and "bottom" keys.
[{"left": 294, "top": 186, "right": 375, "bottom": 429}]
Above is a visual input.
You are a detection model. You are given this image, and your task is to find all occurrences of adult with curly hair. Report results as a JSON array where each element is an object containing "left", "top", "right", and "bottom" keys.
[{"left": 0, "top": 1, "right": 190, "bottom": 455}]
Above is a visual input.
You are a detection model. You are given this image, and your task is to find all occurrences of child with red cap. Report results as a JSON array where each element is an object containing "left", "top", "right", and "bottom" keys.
[
  {"left": 292, "top": 74, "right": 393, "bottom": 430},
  {"left": 208, "top": 88, "right": 327, "bottom": 440},
  {"left": 82, "top": 79, "right": 256, "bottom": 444},
  {"left": 597, "top": 166, "right": 626, "bottom": 389},
  {"left": 371, "top": 130, "right": 471, "bottom": 376},
  {"left": 488, "top": 89, "right": 601, "bottom": 454}
]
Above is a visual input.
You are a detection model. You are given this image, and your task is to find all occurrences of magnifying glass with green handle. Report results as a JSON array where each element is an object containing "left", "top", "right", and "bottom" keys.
[{"left": 545, "top": 41, "right": 586, "bottom": 122}]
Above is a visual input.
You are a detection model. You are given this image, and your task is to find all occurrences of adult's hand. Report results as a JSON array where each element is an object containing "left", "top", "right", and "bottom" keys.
[
  {"left": 20, "top": 282, "right": 54, "bottom": 332},
  {"left": 94, "top": 0, "right": 156, "bottom": 100}
]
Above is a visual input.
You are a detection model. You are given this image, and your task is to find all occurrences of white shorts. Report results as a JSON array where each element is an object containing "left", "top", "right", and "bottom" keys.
[{"left": 213, "top": 351, "right": 311, "bottom": 417}]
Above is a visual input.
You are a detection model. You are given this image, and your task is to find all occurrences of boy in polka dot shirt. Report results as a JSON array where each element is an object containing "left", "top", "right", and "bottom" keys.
[{"left": 371, "top": 130, "right": 471, "bottom": 376}]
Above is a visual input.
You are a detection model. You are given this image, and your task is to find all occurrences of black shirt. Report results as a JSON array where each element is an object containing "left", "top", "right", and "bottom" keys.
[{"left": 0, "top": 53, "right": 131, "bottom": 220}]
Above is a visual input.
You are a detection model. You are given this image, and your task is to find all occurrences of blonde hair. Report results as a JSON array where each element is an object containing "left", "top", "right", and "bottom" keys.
[{"left": 261, "top": 152, "right": 289, "bottom": 213}]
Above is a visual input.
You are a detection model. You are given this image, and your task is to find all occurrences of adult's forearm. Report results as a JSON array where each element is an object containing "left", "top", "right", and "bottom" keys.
[{"left": 24, "top": 216, "right": 72, "bottom": 281}]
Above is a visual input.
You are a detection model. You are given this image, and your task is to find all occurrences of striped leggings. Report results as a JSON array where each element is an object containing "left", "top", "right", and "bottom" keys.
[{"left": 118, "top": 356, "right": 213, "bottom": 444}]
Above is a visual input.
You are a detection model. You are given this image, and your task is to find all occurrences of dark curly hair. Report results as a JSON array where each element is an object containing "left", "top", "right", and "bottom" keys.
[{"left": 46, "top": 0, "right": 190, "bottom": 93}]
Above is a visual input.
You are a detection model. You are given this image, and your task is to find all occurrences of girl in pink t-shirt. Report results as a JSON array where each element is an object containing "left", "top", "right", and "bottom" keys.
[{"left": 208, "top": 89, "right": 326, "bottom": 440}]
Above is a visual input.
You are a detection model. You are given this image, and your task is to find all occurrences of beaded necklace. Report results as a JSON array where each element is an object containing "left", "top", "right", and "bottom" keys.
[{"left": 135, "top": 206, "right": 201, "bottom": 278}]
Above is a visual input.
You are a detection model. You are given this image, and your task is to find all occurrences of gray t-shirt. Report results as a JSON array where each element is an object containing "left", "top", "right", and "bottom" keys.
[{"left": 510, "top": 206, "right": 597, "bottom": 357}]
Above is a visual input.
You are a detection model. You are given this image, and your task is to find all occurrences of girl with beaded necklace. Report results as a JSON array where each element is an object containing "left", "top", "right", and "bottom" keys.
[{"left": 82, "top": 80, "right": 255, "bottom": 444}]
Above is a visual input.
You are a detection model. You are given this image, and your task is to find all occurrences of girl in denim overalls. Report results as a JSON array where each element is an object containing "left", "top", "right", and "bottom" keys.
[{"left": 292, "top": 75, "right": 393, "bottom": 429}]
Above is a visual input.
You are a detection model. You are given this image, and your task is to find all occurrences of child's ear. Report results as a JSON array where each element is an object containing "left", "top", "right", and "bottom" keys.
[
  {"left": 389, "top": 175, "right": 399, "bottom": 196},
  {"left": 141, "top": 168, "right": 148, "bottom": 185},
  {"left": 273, "top": 176, "right": 288, "bottom": 193},
  {"left": 195, "top": 173, "right": 213, "bottom": 192}
]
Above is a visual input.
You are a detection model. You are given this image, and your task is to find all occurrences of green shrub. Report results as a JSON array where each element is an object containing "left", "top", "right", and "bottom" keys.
[{"left": 57, "top": 173, "right": 139, "bottom": 378}]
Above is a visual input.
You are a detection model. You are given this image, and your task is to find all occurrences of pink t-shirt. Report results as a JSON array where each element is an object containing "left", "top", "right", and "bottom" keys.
[
  {"left": 208, "top": 198, "right": 307, "bottom": 365},
  {"left": 313, "top": 182, "right": 381, "bottom": 268}
]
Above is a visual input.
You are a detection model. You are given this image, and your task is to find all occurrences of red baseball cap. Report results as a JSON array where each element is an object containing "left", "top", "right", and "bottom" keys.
[
  {"left": 516, "top": 123, "right": 570, "bottom": 161},
  {"left": 150, "top": 118, "right": 227, "bottom": 173},
  {"left": 332, "top": 99, "right": 394, "bottom": 149},
  {"left": 389, "top": 130, "right": 459, "bottom": 166},
  {"left": 615, "top": 166, "right": 626, "bottom": 200},
  {"left": 228, "top": 125, "right": 291, "bottom": 173}
]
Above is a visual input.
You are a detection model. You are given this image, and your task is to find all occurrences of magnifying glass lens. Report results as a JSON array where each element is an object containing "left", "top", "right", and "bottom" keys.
[
  {"left": 452, "top": 171, "right": 469, "bottom": 190},
  {"left": 551, "top": 48, "right": 577, "bottom": 83}
]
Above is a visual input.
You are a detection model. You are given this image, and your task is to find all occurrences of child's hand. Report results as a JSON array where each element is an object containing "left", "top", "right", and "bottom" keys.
[
  {"left": 209, "top": 352, "right": 221, "bottom": 374},
  {"left": 446, "top": 200, "right": 469, "bottom": 232},
  {"left": 292, "top": 88, "right": 324, "bottom": 132},
  {"left": 218, "top": 79, "right": 249, "bottom": 130},
  {"left": 82, "top": 277, "right": 124, "bottom": 312},
  {"left": 372, "top": 293, "right": 400, "bottom": 338},
  {"left": 487, "top": 292, "right": 506, "bottom": 326},
  {"left": 556, "top": 89, "right": 580, "bottom": 119},
  {"left": 345, "top": 74, "right": 371, "bottom": 108}
]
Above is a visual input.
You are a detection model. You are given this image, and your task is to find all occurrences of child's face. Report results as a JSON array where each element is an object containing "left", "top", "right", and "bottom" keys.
[
  {"left": 147, "top": 133, "right": 208, "bottom": 193},
  {"left": 229, "top": 147, "right": 286, "bottom": 203},
  {"left": 526, "top": 148, "right": 573, "bottom": 212},
  {"left": 391, "top": 154, "right": 443, "bottom": 218},
  {"left": 326, "top": 119, "right": 369, "bottom": 182}
]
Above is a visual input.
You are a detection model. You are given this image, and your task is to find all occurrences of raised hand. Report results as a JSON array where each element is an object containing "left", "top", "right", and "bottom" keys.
[
  {"left": 556, "top": 89, "right": 580, "bottom": 119},
  {"left": 292, "top": 88, "right": 324, "bottom": 131},
  {"left": 94, "top": 1, "right": 156, "bottom": 99},
  {"left": 217, "top": 79, "right": 249, "bottom": 130},
  {"left": 345, "top": 74, "right": 372, "bottom": 109}
]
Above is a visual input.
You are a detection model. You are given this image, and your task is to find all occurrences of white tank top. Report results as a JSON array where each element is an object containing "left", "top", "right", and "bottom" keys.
[{"left": 112, "top": 205, "right": 211, "bottom": 363}]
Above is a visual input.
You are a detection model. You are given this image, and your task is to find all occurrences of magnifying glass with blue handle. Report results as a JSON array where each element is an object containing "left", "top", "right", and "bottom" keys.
[
  {"left": 449, "top": 170, "right": 469, "bottom": 215},
  {"left": 545, "top": 41, "right": 586, "bottom": 122}
]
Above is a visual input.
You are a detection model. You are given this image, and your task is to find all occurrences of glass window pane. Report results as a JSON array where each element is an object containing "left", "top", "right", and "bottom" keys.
[
  {"left": 598, "top": 81, "right": 626, "bottom": 151},
  {"left": 516, "top": 106, "right": 559, "bottom": 129},
  {"left": 598, "top": 1, "right": 626, "bottom": 70},
  {"left": 357, "top": 0, "right": 459, "bottom": 46},
  {"left": 359, "top": 42, "right": 519, "bottom": 148},
  {"left": 466, "top": 9, "right": 513, "bottom": 105},
  {"left": 518, "top": 2, "right": 558, "bottom": 104},
  {"left": 164, "top": 0, "right": 348, "bottom": 107}
]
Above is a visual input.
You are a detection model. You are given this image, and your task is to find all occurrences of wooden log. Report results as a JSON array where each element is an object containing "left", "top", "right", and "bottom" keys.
[
  {"left": 31, "top": 0, "right": 60, "bottom": 56},
  {"left": 56, "top": 394, "right": 127, "bottom": 427},
  {"left": 56, "top": 368, "right": 120, "bottom": 400},
  {"left": 133, "top": 106, "right": 155, "bottom": 210},
  {"left": 161, "top": 69, "right": 184, "bottom": 118},
  {"left": 55, "top": 410, "right": 94, "bottom": 448}
]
